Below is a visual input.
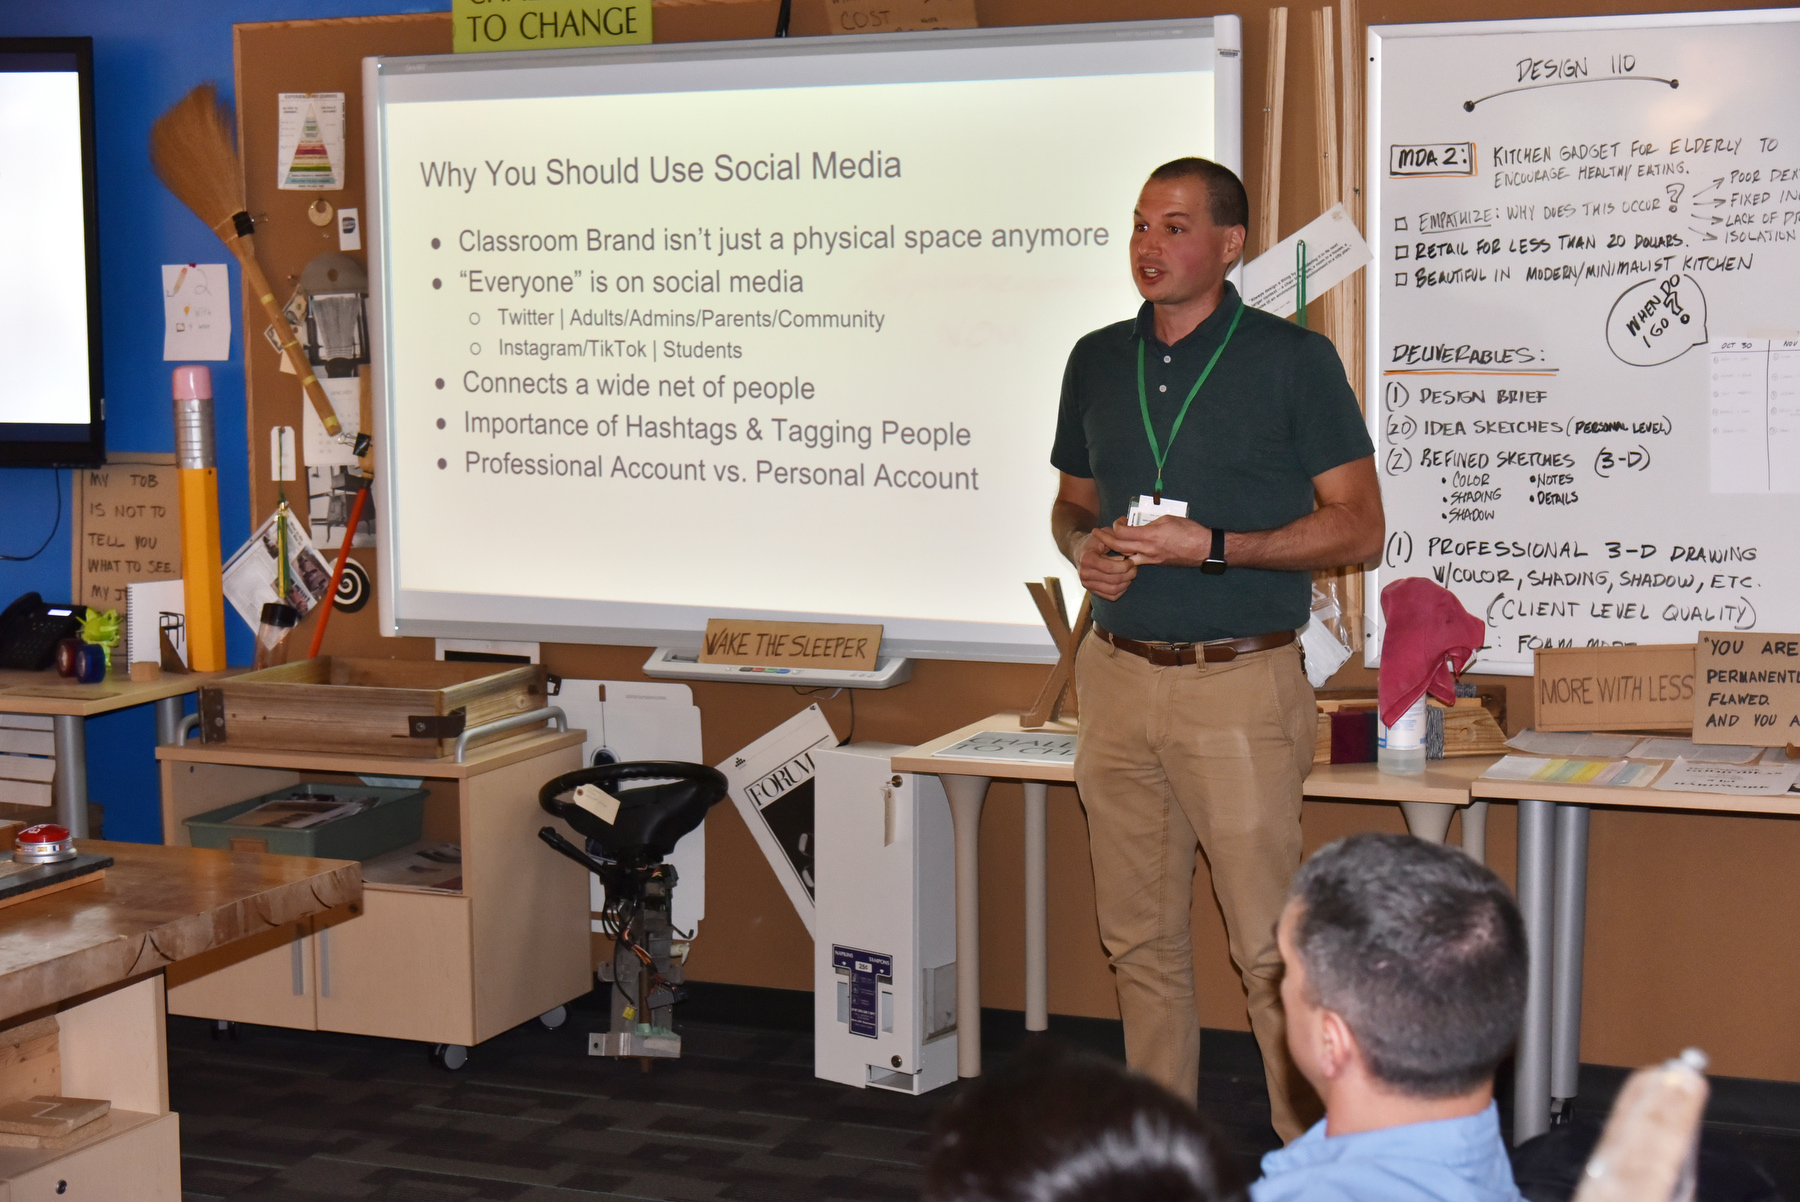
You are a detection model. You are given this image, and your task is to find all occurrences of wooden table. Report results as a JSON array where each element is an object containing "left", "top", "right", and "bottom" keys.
[
  {"left": 893, "top": 712, "right": 1498, "bottom": 1077},
  {"left": 1472, "top": 758, "right": 1800, "bottom": 1144},
  {"left": 0, "top": 839, "right": 358, "bottom": 1198},
  {"left": 0, "top": 669, "right": 232, "bottom": 836}
]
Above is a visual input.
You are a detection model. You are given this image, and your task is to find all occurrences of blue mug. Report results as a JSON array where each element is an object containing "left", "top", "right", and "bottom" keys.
[{"left": 75, "top": 643, "right": 106, "bottom": 684}]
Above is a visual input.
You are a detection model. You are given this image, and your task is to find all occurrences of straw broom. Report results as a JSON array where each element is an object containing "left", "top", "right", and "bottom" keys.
[{"left": 150, "top": 84, "right": 343, "bottom": 438}]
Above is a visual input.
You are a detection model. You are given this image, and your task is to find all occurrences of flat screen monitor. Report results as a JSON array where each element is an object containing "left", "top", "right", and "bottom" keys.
[
  {"left": 365, "top": 20, "right": 1240, "bottom": 661},
  {"left": 0, "top": 38, "right": 103, "bottom": 468}
]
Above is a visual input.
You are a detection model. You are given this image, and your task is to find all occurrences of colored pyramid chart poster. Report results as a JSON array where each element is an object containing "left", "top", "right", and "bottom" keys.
[{"left": 277, "top": 93, "right": 344, "bottom": 191}]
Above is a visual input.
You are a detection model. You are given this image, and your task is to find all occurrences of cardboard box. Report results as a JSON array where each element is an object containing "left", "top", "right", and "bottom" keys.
[
  {"left": 1692, "top": 631, "right": 1800, "bottom": 745},
  {"left": 1533, "top": 645, "right": 1695, "bottom": 732}
]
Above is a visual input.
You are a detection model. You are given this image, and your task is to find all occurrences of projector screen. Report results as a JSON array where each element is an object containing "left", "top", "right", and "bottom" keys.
[
  {"left": 0, "top": 41, "right": 104, "bottom": 467},
  {"left": 366, "top": 20, "right": 1240, "bottom": 661}
]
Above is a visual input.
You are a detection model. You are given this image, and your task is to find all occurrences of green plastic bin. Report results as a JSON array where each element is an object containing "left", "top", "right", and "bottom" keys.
[{"left": 184, "top": 782, "right": 428, "bottom": 861}]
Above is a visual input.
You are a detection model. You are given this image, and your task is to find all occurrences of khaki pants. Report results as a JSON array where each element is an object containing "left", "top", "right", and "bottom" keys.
[{"left": 1073, "top": 631, "right": 1320, "bottom": 1142}]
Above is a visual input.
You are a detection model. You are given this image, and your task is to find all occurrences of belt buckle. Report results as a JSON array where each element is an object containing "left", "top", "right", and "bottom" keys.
[{"left": 1151, "top": 642, "right": 1191, "bottom": 667}]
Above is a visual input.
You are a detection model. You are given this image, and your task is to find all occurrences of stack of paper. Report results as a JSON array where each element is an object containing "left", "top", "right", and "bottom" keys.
[{"left": 1482, "top": 756, "right": 1660, "bottom": 787}]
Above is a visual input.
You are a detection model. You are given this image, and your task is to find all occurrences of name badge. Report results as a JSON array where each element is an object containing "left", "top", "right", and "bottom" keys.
[{"left": 1127, "top": 494, "right": 1188, "bottom": 526}]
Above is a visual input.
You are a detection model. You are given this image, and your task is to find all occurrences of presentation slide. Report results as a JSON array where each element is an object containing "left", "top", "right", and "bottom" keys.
[
  {"left": 371, "top": 26, "right": 1235, "bottom": 658},
  {"left": 0, "top": 70, "right": 91, "bottom": 426}
]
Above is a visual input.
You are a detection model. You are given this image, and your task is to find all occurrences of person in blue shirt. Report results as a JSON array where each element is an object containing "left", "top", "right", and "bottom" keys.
[{"left": 1253, "top": 833, "right": 1527, "bottom": 1202}]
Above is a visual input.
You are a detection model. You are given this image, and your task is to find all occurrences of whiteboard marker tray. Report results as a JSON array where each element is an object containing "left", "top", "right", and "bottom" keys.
[{"left": 643, "top": 649, "right": 912, "bottom": 690}]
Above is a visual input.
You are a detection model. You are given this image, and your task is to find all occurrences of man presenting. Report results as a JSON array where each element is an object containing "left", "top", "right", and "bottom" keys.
[{"left": 1050, "top": 157, "right": 1382, "bottom": 1141}]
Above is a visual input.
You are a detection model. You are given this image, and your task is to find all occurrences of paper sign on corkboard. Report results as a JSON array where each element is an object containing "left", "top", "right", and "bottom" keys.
[
  {"left": 823, "top": 0, "right": 977, "bottom": 34},
  {"left": 70, "top": 454, "right": 183, "bottom": 616},
  {"left": 1692, "top": 631, "right": 1800, "bottom": 745},
  {"left": 700, "top": 619, "right": 881, "bottom": 671},
  {"left": 1533, "top": 644, "right": 1695, "bottom": 732}
]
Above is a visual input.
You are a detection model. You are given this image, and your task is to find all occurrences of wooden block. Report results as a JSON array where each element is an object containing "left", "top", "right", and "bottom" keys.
[
  {"left": 0, "top": 1109, "right": 111, "bottom": 1149},
  {"left": 0, "top": 1017, "right": 60, "bottom": 1105},
  {"left": 1440, "top": 703, "right": 1509, "bottom": 757},
  {"left": 0, "top": 1095, "right": 108, "bottom": 1137},
  {"left": 0, "top": 868, "right": 105, "bottom": 912}
]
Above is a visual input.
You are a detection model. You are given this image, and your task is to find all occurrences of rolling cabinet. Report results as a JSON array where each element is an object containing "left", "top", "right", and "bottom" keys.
[{"left": 157, "top": 728, "right": 587, "bottom": 1063}]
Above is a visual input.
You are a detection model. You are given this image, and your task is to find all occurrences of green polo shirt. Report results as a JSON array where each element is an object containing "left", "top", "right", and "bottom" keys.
[{"left": 1051, "top": 283, "right": 1374, "bottom": 643}]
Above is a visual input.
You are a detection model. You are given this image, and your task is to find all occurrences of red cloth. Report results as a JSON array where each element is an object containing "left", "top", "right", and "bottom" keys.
[{"left": 1379, "top": 577, "right": 1485, "bottom": 728}]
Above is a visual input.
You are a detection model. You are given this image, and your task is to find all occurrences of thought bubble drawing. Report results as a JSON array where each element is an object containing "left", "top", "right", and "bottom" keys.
[{"left": 1605, "top": 273, "right": 1709, "bottom": 367}]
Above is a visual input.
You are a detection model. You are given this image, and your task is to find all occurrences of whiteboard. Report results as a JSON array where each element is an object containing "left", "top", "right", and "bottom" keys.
[
  {"left": 364, "top": 21, "right": 1241, "bottom": 663},
  {"left": 1368, "top": 9, "right": 1800, "bottom": 675}
]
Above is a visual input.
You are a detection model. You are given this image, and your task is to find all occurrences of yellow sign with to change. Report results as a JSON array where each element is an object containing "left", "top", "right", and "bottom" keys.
[{"left": 453, "top": 0, "right": 652, "bottom": 53}]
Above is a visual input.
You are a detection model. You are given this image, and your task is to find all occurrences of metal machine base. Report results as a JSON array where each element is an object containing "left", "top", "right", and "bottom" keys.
[{"left": 591, "top": 1030, "right": 681, "bottom": 1058}]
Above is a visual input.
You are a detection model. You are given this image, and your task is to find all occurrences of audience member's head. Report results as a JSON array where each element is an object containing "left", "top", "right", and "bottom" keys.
[
  {"left": 924, "top": 1043, "right": 1242, "bottom": 1202},
  {"left": 1280, "top": 833, "right": 1526, "bottom": 1103}
]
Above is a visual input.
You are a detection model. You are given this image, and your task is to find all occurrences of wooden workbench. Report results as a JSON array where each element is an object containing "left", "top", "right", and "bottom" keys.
[{"left": 0, "top": 840, "right": 358, "bottom": 1199}]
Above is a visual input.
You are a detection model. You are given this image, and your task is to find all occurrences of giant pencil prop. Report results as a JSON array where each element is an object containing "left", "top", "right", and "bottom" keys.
[
  {"left": 150, "top": 84, "right": 342, "bottom": 438},
  {"left": 172, "top": 367, "right": 227, "bottom": 672}
]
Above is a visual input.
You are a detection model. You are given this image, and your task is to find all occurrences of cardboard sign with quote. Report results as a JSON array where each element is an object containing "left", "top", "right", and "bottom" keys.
[
  {"left": 700, "top": 619, "right": 881, "bottom": 671},
  {"left": 1533, "top": 644, "right": 1695, "bottom": 732},
  {"left": 70, "top": 454, "right": 183, "bottom": 617},
  {"left": 1693, "top": 631, "right": 1800, "bottom": 745}
]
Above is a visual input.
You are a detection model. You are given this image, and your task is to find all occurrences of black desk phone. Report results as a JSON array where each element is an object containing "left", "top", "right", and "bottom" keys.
[{"left": 0, "top": 593, "right": 86, "bottom": 672}]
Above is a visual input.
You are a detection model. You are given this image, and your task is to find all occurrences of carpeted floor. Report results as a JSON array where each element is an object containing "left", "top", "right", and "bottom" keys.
[
  {"left": 168, "top": 990, "right": 1280, "bottom": 1201},
  {"left": 169, "top": 987, "right": 1799, "bottom": 1200}
]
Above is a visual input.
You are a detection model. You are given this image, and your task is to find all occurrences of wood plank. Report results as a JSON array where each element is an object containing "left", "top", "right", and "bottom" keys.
[
  {"left": 0, "top": 718, "right": 50, "bottom": 734},
  {"left": 0, "top": 1021, "right": 59, "bottom": 1107},
  {"left": 0, "top": 670, "right": 228, "bottom": 718},
  {"left": 0, "top": 760, "right": 51, "bottom": 786},
  {"left": 158, "top": 727, "right": 584, "bottom": 780},
  {"left": 1256, "top": 7, "right": 1288, "bottom": 256},
  {"left": 463, "top": 748, "right": 587, "bottom": 1043},
  {"left": 0, "top": 1098, "right": 109, "bottom": 1139},
  {"left": 0, "top": 783, "right": 48, "bottom": 810},
  {"left": 0, "top": 735, "right": 50, "bottom": 760},
  {"left": 57, "top": 976, "right": 165, "bottom": 1117},
  {"left": 1303, "top": 756, "right": 1498, "bottom": 805},
  {"left": 0, "top": 843, "right": 359, "bottom": 1024}
]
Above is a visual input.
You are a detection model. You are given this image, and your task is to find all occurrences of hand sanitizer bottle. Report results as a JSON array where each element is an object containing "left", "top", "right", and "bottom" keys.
[{"left": 1378, "top": 696, "right": 1428, "bottom": 775}]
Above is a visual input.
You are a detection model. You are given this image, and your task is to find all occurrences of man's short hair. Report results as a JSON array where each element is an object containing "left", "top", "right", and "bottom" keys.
[
  {"left": 925, "top": 1044, "right": 1238, "bottom": 1202},
  {"left": 1147, "top": 157, "right": 1249, "bottom": 230},
  {"left": 1290, "top": 833, "right": 1527, "bottom": 1098}
]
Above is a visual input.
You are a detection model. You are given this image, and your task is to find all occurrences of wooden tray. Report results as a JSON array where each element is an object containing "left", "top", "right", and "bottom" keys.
[{"left": 197, "top": 658, "right": 547, "bottom": 758}]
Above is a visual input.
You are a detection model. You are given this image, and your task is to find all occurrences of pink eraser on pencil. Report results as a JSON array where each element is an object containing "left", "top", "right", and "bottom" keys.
[{"left": 171, "top": 365, "right": 213, "bottom": 400}]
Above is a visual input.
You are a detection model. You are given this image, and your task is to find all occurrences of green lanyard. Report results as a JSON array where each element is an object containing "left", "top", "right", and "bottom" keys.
[{"left": 1136, "top": 301, "right": 1243, "bottom": 502}]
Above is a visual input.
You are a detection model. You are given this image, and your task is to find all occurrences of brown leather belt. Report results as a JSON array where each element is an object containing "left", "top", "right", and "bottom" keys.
[{"left": 1092, "top": 623, "right": 1295, "bottom": 667}]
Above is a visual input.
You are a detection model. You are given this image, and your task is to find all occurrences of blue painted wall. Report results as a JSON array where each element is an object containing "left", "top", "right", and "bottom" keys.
[{"left": 0, "top": 1, "right": 444, "bottom": 842}]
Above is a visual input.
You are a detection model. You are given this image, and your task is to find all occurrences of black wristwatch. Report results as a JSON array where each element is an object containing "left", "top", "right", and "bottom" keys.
[{"left": 1200, "top": 527, "right": 1228, "bottom": 575}]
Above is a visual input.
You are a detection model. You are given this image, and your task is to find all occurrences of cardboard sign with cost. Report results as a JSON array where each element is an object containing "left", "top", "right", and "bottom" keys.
[
  {"left": 1532, "top": 644, "right": 1695, "bottom": 732},
  {"left": 700, "top": 619, "right": 881, "bottom": 672},
  {"left": 1692, "top": 631, "right": 1800, "bottom": 745}
]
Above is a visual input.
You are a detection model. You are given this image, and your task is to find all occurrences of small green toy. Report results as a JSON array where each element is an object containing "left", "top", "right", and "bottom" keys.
[{"left": 79, "top": 608, "right": 123, "bottom": 673}]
